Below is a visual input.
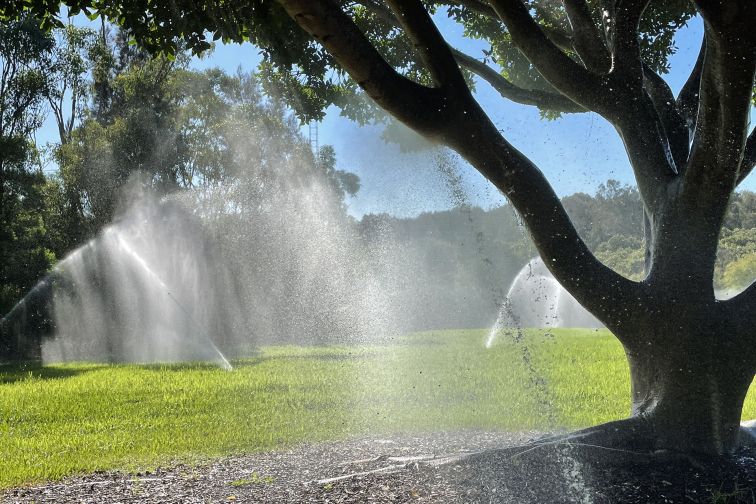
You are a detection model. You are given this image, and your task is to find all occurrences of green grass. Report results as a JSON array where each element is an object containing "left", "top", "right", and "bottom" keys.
[
  {"left": 1, "top": 328, "right": 755, "bottom": 489},
  {"left": 229, "top": 472, "right": 275, "bottom": 486}
]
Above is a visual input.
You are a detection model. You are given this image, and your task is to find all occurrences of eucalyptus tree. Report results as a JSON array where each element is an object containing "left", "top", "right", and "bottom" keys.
[
  {"left": 46, "top": 24, "right": 98, "bottom": 145},
  {"left": 0, "top": 15, "right": 56, "bottom": 314},
  {"left": 9, "top": 1, "right": 756, "bottom": 455}
]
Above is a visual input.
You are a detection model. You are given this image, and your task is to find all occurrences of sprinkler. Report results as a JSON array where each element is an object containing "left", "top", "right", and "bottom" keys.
[{"left": 112, "top": 231, "right": 233, "bottom": 371}]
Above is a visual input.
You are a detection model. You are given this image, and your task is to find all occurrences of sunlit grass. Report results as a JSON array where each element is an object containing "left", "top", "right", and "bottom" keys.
[{"left": 1, "top": 328, "right": 754, "bottom": 489}]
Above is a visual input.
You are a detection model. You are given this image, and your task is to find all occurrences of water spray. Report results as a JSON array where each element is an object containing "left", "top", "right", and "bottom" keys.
[{"left": 111, "top": 231, "right": 233, "bottom": 371}]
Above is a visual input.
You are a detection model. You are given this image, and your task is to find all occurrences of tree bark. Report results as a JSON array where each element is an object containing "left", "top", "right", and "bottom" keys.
[{"left": 621, "top": 310, "right": 754, "bottom": 454}]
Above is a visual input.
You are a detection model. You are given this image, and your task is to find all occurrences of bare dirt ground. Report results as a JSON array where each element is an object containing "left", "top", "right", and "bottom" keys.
[
  {"left": 1, "top": 431, "right": 535, "bottom": 504},
  {"left": 3, "top": 430, "right": 755, "bottom": 503}
]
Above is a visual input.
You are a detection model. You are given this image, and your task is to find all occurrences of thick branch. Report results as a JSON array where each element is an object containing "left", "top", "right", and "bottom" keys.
[
  {"left": 354, "top": 0, "right": 584, "bottom": 113},
  {"left": 439, "top": 0, "right": 574, "bottom": 51},
  {"left": 451, "top": 49, "right": 585, "bottom": 112},
  {"left": 602, "top": 1, "right": 681, "bottom": 191},
  {"left": 612, "top": 97, "right": 680, "bottom": 211},
  {"left": 608, "top": 0, "right": 650, "bottom": 85},
  {"left": 277, "top": 0, "right": 639, "bottom": 329},
  {"left": 276, "top": 0, "right": 449, "bottom": 138},
  {"left": 385, "top": 0, "right": 467, "bottom": 91},
  {"left": 444, "top": 103, "right": 639, "bottom": 330},
  {"left": 592, "top": 1, "right": 680, "bottom": 210},
  {"left": 642, "top": 65, "right": 689, "bottom": 169},
  {"left": 563, "top": 0, "right": 611, "bottom": 72},
  {"left": 683, "top": 9, "right": 756, "bottom": 211},
  {"left": 662, "top": 3, "right": 756, "bottom": 285},
  {"left": 488, "top": 0, "right": 678, "bottom": 209},
  {"left": 474, "top": 3, "right": 679, "bottom": 223},
  {"left": 488, "top": 0, "right": 606, "bottom": 112}
]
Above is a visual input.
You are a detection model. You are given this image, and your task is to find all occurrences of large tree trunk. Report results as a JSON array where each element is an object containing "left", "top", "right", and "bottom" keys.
[
  {"left": 621, "top": 317, "right": 754, "bottom": 455},
  {"left": 455, "top": 115, "right": 756, "bottom": 457}
]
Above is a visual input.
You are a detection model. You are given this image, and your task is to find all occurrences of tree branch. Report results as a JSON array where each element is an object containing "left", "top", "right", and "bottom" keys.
[
  {"left": 612, "top": 96, "right": 680, "bottom": 211},
  {"left": 276, "top": 0, "right": 449, "bottom": 139},
  {"left": 442, "top": 102, "right": 640, "bottom": 330},
  {"left": 444, "top": 0, "right": 498, "bottom": 19},
  {"left": 642, "top": 64, "right": 689, "bottom": 169},
  {"left": 354, "top": 0, "right": 584, "bottom": 112},
  {"left": 488, "top": 0, "right": 607, "bottom": 112},
  {"left": 438, "top": 0, "right": 575, "bottom": 51},
  {"left": 683, "top": 4, "right": 756, "bottom": 211},
  {"left": 480, "top": 10, "right": 685, "bottom": 219},
  {"left": 385, "top": 0, "right": 467, "bottom": 92},
  {"left": 590, "top": 1, "right": 681, "bottom": 211},
  {"left": 451, "top": 48, "right": 585, "bottom": 112},
  {"left": 276, "top": 0, "right": 640, "bottom": 330},
  {"left": 607, "top": 0, "right": 650, "bottom": 85},
  {"left": 602, "top": 1, "right": 681, "bottom": 180},
  {"left": 529, "top": 4, "right": 575, "bottom": 52},
  {"left": 562, "top": 0, "right": 611, "bottom": 72},
  {"left": 486, "top": 0, "right": 683, "bottom": 211}
]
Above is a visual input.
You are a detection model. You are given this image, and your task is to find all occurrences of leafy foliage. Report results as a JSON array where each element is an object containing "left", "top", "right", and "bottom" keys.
[
  {"left": 722, "top": 253, "right": 756, "bottom": 292},
  {"left": 0, "top": 1, "right": 696, "bottom": 123},
  {"left": 0, "top": 22, "right": 364, "bottom": 316},
  {"left": 716, "top": 227, "right": 756, "bottom": 291},
  {"left": 0, "top": 16, "right": 57, "bottom": 313},
  {"left": 46, "top": 24, "right": 99, "bottom": 144}
]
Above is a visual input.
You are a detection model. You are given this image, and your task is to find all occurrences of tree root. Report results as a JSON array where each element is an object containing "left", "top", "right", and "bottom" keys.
[
  {"left": 324, "top": 417, "right": 756, "bottom": 484},
  {"left": 314, "top": 418, "right": 756, "bottom": 489}
]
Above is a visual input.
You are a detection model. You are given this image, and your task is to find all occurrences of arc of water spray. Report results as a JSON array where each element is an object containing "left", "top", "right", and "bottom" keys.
[
  {"left": 112, "top": 231, "right": 233, "bottom": 371},
  {"left": 486, "top": 283, "right": 523, "bottom": 348},
  {"left": 0, "top": 244, "right": 94, "bottom": 336},
  {"left": 486, "top": 264, "right": 562, "bottom": 348}
]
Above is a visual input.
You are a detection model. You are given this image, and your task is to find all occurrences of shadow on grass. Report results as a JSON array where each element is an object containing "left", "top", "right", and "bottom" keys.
[
  {"left": 0, "top": 356, "right": 271, "bottom": 382},
  {"left": 0, "top": 361, "right": 101, "bottom": 384},
  {"left": 0, "top": 349, "right": 376, "bottom": 382},
  {"left": 138, "top": 350, "right": 383, "bottom": 371},
  {"left": 134, "top": 355, "right": 269, "bottom": 372}
]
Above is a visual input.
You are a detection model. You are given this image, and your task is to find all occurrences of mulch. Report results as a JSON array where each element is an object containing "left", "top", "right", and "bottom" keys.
[{"left": 3, "top": 431, "right": 755, "bottom": 503}]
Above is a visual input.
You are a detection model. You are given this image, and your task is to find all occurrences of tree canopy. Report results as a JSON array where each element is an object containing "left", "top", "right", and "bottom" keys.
[{"left": 4, "top": 2, "right": 730, "bottom": 123}]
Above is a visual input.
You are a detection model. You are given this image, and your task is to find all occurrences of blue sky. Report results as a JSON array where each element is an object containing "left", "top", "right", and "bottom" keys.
[{"left": 38, "top": 12, "right": 754, "bottom": 218}]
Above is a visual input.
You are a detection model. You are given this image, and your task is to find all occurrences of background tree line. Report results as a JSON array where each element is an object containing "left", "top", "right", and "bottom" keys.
[
  {"left": 359, "top": 182, "right": 756, "bottom": 331},
  {"left": 1, "top": 15, "right": 754, "bottom": 332},
  {"left": 0, "top": 16, "right": 357, "bottom": 317}
]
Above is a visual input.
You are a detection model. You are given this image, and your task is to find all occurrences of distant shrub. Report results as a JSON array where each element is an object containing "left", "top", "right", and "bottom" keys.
[
  {"left": 721, "top": 253, "right": 756, "bottom": 291},
  {"left": 595, "top": 235, "right": 645, "bottom": 281}
]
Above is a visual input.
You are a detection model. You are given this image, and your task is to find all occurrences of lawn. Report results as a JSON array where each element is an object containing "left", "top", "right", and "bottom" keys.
[{"left": 1, "top": 328, "right": 755, "bottom": 489}]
